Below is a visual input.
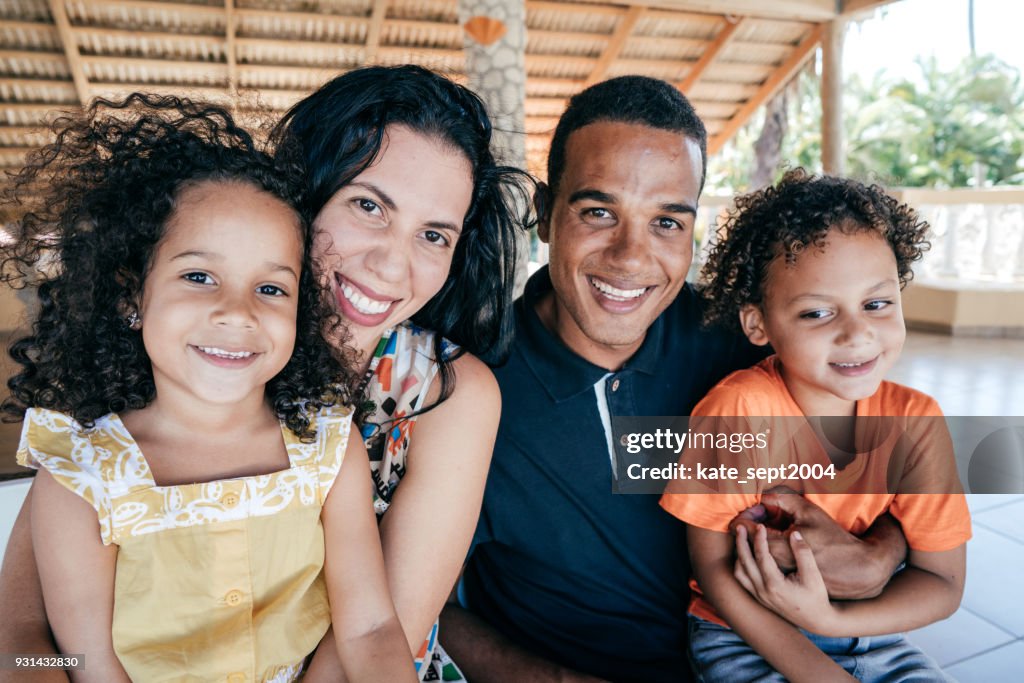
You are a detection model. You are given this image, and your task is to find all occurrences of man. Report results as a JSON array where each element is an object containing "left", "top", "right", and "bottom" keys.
[{"left": 440, "top": 76, "right": 906, "bottom": 682}]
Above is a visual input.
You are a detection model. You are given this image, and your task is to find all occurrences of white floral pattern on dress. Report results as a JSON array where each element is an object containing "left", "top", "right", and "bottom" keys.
[{"left": 17, "top": 406, "right": 351, "bottom": 544}]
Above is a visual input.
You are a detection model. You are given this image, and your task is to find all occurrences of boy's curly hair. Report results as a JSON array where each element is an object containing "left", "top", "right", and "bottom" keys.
[
  {"left": 700, "top": 168, "right": 931, "bottom": 333},
  {"left": 0, "top": 93, "right": 354, "bottom": 440}
]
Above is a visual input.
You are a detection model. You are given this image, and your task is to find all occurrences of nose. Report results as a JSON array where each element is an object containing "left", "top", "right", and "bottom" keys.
[
  {"left": 606, "top": 222, "right": 652, "bottom": 269},
  {"left": 836, "top": 313, "right": 873, "bottom": 346},
  {"left": 211, "top": 288, "right": 258, "bottom": 329},
  {"left": 363, "top": 229, "right": 412, "bottom": 284}
]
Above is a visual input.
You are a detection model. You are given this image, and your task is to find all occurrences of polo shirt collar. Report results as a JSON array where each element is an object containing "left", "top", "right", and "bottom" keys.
[{"left": 517, "top": 266, "right": 666, "bottom": 403}]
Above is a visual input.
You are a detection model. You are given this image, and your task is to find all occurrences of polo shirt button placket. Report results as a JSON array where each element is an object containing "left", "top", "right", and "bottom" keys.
[{"left": 610, "top": 378, "right": 620, "bottom": 392}]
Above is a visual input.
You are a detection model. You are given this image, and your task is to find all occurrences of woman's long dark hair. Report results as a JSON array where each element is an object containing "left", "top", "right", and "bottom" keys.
[
  {"left": 0, "top": 93, "right": 353, "bottom": 440},
  {"left": 272, "top": 65, "right": 534, "bottom": 413}
]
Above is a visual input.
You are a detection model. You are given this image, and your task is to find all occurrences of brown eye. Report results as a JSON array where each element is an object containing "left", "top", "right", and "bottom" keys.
[
  {"left": 184, "top": 272, "right": 213, "bottom": 285},
  {"left": 354, "top": 198, "right": 381, "bottom": 215},
  {"left": 257, "top": 284, "right": 286, "bottom": 297},
  {"left": 580, "top": 207, "right": 615, "bottom": 225},
  {"left": 422, "top": 230, "right": 450, "bottom": 247}
]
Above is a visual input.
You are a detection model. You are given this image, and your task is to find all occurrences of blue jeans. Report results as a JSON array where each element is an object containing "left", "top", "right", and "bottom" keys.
[{"left": 688, "top": 615, "right": 952, "bottom": 682}]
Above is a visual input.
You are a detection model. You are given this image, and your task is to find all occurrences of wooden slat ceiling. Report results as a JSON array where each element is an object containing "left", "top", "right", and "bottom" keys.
[{"left": 0, "top": 0, "right": 881, "bottom": 179}]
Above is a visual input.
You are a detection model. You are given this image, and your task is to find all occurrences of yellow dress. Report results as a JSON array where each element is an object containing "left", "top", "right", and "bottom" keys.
[{"left": 17, "top": 405, "right": 353, "bottom": 683}]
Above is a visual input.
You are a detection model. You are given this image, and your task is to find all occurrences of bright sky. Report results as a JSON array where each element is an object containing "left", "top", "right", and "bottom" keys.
[{"left": 845, "top": 0, "right": 1024, "bottom": 80}]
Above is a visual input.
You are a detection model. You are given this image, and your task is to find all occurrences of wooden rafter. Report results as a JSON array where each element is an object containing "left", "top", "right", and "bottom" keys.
[
  {"left": 708, "top": 24, "right": 822, "bottom": 155},
  {"left": 225, "top": 0, "right": 237, "bottom": 97},
  {"left": 46, "top": 0, "right": 89, "bottom": 105},
  {"left": 677, "top": 16, "right": 744, "bottom": 94},
  {"left": 365, "top": 0, "right": 389, "bottom": 64},
  {"left": 584, "top": 6, "right": 645, "bottom": 87},
  {"left": 571, "top": 0, "right": 836, "bottom": 22}
]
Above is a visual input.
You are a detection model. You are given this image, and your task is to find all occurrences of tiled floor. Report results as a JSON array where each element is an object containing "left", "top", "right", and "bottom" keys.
[{"left": 890, "top": 331, "right": 1024, "bottom": 679}]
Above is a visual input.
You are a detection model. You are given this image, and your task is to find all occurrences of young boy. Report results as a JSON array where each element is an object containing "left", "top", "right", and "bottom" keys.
[{"left": 661, "top": 169, "right": 970, "bottom": 683}]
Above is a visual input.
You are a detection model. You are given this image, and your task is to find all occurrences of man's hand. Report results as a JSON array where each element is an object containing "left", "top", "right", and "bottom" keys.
[{"left": 729, "top": 488, "right": 907, "bottom": 600}]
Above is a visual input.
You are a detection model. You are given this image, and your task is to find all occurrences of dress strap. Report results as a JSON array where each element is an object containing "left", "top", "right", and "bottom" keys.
[{"left": 306, "top": 405, "right": 354, "bottom": 503}]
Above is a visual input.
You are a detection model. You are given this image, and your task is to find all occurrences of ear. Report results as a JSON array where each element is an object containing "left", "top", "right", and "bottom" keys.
[
  {"left": 534, "top": 182, "right": 552, "bottom": 243},
  {"left": 115, "top": 267, "right": 143, "bottom": 330},
  {"left": 739, "top": 304, "right": 770, "bottom": 346}
]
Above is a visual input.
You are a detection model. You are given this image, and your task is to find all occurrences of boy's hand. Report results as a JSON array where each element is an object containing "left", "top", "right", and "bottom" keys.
[{"left": 733, "top": 524, "right": 839, "bottom": 635}]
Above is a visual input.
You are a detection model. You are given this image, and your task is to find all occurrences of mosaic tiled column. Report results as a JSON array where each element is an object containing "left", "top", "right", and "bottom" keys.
[
  {"left": 459, "top": 0, "right": 530, "bottom": 289},
  {"left": 458, "top": 0, "right": 527, "bottom": 167}
]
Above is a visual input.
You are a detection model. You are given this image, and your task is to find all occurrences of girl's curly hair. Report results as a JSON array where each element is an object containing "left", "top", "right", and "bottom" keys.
[
  {"left": 700, "top": 168, "right": 931, "bottom": 333},
  {"left": 0, "top": 93, "right": 355, "bottom": 440}
]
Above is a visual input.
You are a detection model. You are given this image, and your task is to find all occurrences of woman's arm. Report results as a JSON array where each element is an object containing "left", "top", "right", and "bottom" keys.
[
  {"left": 735, "top": 524, "right": 965, "bottom": 637},
  {"left": 321, "top": 432, "right": 418, "bottom": 682},
  {"left": 378, "top": 353, "right": 500, "bottom": 651},
  {"left": 0, "top": 484, "right": 68, "bottom": 683},
  {"left": 306, "top": 354, "right": 500, "bottom": 680},
  {"left": 29, "top": 471, "right": 129, "bottom": 683},
  {"left": 688, "top": 526, "right": 855, "bottom": 683}
]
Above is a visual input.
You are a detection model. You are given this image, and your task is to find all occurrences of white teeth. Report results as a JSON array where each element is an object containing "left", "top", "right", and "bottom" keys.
[
  {"left": 198, "top": 346, "right": 253, "bottom": 359},
  {"left": 832, "top": 361, "right": 866, "bottom": 368},
  {"left": 590, "top": 278, "right": 647, "bottom": 300},
  {"left": 341, "top": 283, "right": 391, "bottom": 315}
]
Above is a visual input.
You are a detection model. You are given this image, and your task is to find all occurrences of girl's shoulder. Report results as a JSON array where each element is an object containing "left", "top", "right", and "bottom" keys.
[
  {"left": 17, "top": 407, "right": 134, "bottom": 472},
  {"left": 16, "top": 407, "right": 138, "bottom": 544}
]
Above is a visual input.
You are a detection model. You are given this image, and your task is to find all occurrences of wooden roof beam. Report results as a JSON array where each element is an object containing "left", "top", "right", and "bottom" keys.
[
  {"left": 46, "top": 0, "right": 90, "bottom": 105},
  {"left": 571, "top": 0, "right": 836, "bottom": 22},
  {"left": 365, "top": 0, "right": 389, "bottom": 64},
  {"left": 84, "top": 1, "right": 223, "bottom": 19},
  {"left": 225, "top": 0, "right": 237, "bottom": 98},
  {"left": 708, "top": 24, "right": 822, "bottom": 155},
  {"left": 585, "top": 6, "right": 645, "bottom": 86},
  {"left": 677, "top": 16, "right": 744, "bottom": 94}
]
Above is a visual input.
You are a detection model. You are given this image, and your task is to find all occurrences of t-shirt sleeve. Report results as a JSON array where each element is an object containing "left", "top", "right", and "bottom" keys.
[
  {"left": 888, "top": 397, "right": 972, "bottom": 551},
  {"left": 16, "top": 408, "right": 115, "bottom": 545},
  {"left": 660, "top": 381, "right": 761, "bottom": 532}
]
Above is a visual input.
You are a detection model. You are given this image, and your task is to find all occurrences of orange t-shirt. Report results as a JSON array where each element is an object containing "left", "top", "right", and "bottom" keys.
[{"left": 659, "top": 356, "right": 972, "bottom": 627}]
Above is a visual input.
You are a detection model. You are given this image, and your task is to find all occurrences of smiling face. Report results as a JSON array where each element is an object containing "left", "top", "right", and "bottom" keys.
[
  {"left": 537, "top": 120, "right": 703, "bottom": 370},
  {"left": 138, "top": 180, "right": 303, "bottom": 411},
  {"left": 312, "top": 125, "right": 474, "bottom": 360},
  {"left": 740, "top": 228, "right": 907, "bottom": 416}
]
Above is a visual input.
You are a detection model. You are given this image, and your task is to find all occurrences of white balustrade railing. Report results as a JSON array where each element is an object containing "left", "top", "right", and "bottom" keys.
[{"left": 694, "top": 188, "right": 1024, "bottom": 286}]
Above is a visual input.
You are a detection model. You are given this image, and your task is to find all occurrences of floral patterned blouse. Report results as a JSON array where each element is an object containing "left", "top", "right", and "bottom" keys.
[{"left": 359, "top": 320, "right": 463, "bottom": 681}]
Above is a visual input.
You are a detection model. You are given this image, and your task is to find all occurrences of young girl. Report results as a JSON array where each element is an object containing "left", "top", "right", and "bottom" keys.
[
  {"left": 661, "top": 169, "right": 971, "bottom": 682},
  {"left": 1, "top": 95, "right": 418, "bottom": 682}
]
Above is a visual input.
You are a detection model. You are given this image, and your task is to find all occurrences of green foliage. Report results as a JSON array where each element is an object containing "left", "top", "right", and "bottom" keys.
[{"left": 706, "top": 53, "right": 1024, "bottom": 193}]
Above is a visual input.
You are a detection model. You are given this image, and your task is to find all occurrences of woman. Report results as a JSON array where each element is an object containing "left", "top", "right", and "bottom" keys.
[{"left": 0, "top": 65, "right": 532, "bottom": 681}]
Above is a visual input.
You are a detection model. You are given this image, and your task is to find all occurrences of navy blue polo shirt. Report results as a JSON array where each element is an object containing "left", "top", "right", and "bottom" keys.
[{"left": 462, "top": 267, "right": 766, "bottom": 683}]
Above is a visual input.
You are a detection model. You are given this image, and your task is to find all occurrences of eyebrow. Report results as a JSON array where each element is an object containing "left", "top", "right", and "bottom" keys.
[
  {"left": 567, "top": 188, "right": 696, "bottom": 215},
  {"left": 170, "top": 250, "right": 298, "bottom": 279},
  {"left": 349, "top": 180, "right": 462, "bottom": 234},
  {"left": 789, "top": 279, "right": 897, "bottom": 303}
]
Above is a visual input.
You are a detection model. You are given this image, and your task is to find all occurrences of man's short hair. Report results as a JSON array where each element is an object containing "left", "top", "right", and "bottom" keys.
[{"left": 547, "top": 76, "right": 708, "bottom": 195}]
